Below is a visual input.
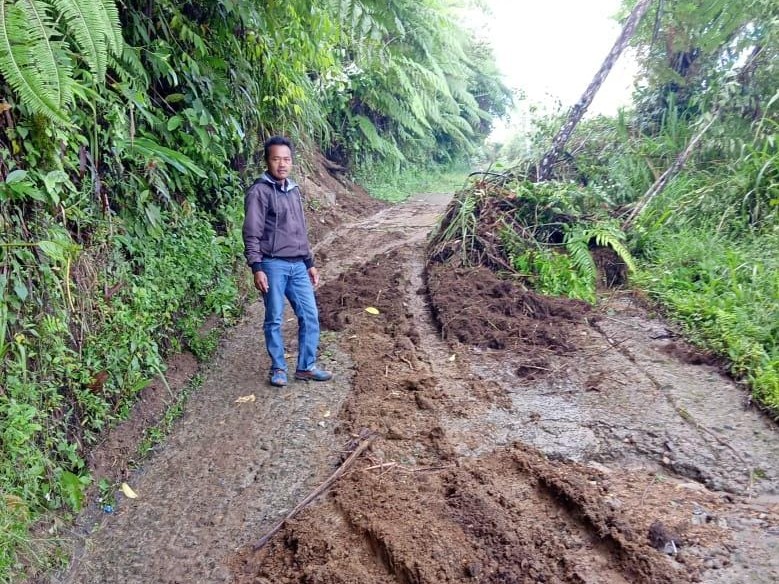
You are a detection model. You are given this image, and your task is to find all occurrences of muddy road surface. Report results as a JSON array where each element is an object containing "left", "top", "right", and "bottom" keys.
[{"left": 53, "top": 192, "right": 778, "bottom": 584}]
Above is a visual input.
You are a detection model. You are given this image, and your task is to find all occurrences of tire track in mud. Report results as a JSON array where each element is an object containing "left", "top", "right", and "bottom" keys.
[
  {"left": 313, "top": 192, "right": 449, "bottom": 279},
  {"left": 49, "top": 194, "right": 452, "bottom": 584},
  {"left": 53, "top": 308, "right": 357, "bottom": 584},
  {"left": 401, "top": 253, "right": 660, "bottom": 580},
  {"left": 399, "top": 255, "right": 660, "bottom": 582},
  {"left": 235, "top": 243, "right": 683, "bottom": 581},
  {"left": 588, "top": 305, "right": 775, "bottom": 494},
  {"left": 426, "top": 268, "right": 779, "bottom": 582}
]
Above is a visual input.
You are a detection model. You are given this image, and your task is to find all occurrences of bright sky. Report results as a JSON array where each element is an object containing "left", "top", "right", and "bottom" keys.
[{"left": 465, "top": 0, "right": 639, "bottom": 140}]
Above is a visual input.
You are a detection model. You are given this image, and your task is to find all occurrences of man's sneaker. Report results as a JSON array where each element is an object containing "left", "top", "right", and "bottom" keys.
[
  {"left": 294, "top": 368, "right": 333, "bottom": 382},
  {"left": 269, "top": 369, "right": 287, "bottom": 387}
]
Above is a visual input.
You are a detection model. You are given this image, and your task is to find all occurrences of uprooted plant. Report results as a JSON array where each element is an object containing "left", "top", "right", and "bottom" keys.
[{"left": 428, "top": 172, "right": 636, "bottom": 303}]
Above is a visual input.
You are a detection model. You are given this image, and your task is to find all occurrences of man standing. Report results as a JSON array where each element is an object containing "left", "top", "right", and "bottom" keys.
[{"left": 242, "top": 136, "right": 333, "bottom": 387}]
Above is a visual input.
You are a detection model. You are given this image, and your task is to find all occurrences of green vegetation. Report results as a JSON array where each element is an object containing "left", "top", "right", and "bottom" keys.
[
  {"left": 431, "top": 177, "right": 638, "bottom": 304},
  {"left": 357, "top": 163, "right": 470, "bottom": 202},
  {"left": 634, "top": 230, "right": 778, "bottom": 408},
  {"left": 1, "top": 0, "right": 777, "bottom": 577}
]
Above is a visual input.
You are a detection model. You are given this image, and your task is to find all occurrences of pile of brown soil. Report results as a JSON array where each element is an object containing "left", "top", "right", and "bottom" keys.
[{"left": 426, "top": 263, "right": 591, "bottom": 352}]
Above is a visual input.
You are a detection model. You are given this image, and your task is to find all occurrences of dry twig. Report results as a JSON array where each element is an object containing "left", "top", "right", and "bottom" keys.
[{"left": 252, "top": 433, "right": 376, "bottom": 551}]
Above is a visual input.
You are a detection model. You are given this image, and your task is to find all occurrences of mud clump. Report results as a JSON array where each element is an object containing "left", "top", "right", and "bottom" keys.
[
  {"left": 317, "top": 254, "right": 408, "bottom": 336},
  {"left": 659, "top": 341, "right": 720, "bottom": 366},
  {"left": 426, "top": 263, "right": 590, "bottom": 352},
  {"left": 592, "top": 245, "right": 628, "bottom": 288}
]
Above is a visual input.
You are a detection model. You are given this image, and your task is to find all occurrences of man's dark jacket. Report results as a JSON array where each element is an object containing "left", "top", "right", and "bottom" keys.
[{"left": 242, "top": 172, "right": 314, "bottom": 273}]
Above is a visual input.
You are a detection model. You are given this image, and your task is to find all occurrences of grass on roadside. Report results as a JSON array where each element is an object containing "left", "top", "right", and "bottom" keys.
[
  {"left": 634, "top": 229, "right": 779, "bottom": 414},
  {"left": 137, "top": 373, "right": 204, "bottom": 457}
]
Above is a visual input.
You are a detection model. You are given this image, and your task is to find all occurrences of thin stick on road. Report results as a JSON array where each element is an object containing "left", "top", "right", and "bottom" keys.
[{"left": 251, "top": 433, "right": 376, "bottom": 551}]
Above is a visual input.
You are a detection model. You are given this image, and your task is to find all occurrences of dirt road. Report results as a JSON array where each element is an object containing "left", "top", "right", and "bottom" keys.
[{"left": 54, "top": 192, "right": 778, "bottom": 583}]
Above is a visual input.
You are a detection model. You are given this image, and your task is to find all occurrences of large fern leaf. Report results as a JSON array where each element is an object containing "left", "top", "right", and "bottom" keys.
[
  {"left": 442, "top": 112, "right": 475, "bottom": 136},
  {"left": 564, "top": 233, "right": 597, "bottom": 283},
  {"left": 590, "top": 226, "right": 637, "bottom": 273},
  {"left": 565, "top": 222, "right": 637, "bottom": 279},
  {"left": 372, "top": 92, "right": 427, "bottom": 136},
  {"left": 109, "top": 44, "right": 149, "bottom": 89},
  {"left": 0, "top": 0, "right": 73, "bottom": 123},
  {"left": 353, "top": 114, "right": 404, "bottom": 162},
  {"left": 53, "top": 0, "right": 108, "bottom": 80},
  {"left": 95, "top": 0, "right": 122, "bottom": 56}
]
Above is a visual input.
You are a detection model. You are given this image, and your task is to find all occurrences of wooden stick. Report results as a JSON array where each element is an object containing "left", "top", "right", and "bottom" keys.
[
  {"left": 364, "top": 461, "right": 397, "bottom": 472},
  {"left": 252, "top": 434, "right": 376, "bottom": 551},
  {"left": 517, "top": 363, "right": 551, "bottom": 371},
  {"left": 405, "top": 464, "right": 456, "bottom": 474}
]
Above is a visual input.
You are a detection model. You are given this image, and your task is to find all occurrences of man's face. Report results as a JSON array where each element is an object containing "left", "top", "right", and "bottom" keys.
[{"left": 266, "top": 145, "right": 292, "bottom": 182}]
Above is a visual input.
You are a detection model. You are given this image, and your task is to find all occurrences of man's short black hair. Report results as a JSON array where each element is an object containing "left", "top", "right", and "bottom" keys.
[{"left": 263, "top": 136, "right": 294, "bottom": 162}]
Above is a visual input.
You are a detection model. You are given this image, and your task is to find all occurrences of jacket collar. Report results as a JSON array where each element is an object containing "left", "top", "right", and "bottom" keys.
[{"left": 261, "top": 171, "right": 298, "bottom": 192}]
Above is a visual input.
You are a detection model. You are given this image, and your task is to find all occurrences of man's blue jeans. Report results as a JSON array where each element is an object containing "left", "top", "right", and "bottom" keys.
[{"left": 260, "top": 258, "right": 320, "bottom": 373}]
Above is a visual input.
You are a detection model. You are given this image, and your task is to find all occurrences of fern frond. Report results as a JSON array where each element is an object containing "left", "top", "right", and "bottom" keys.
[
  {"left": 404, "top": 57, "right": 450, "bottom": 96},
  {"left": 109, "top": 44, "right": 149, "bottom": 89},
  {"left": 372, "top": 92, "right": 428, "bottom": 136},
  {"left": 353, "top": 114, "right": 404, "bottom": 161},
  {"left": 338, "top": 0, "right": 385, "bottom": 50},
  {"left": 0, "top": 0, "right": 73, "bottom": 124},
  {"left": 125, "top": 136, "right": 207, "bottom": 178},
  {"left": 378, "top": 60, "right": 435, "bottom": 131},
  {"left": 97, "top": 0, "right": 122, "bottom": 55},
  {"left": 590, "top": 226, "right": 637, "bottom": 272},
  {"left": 438, "top": 121, "right": 468, "bottom": 148},
  {"left": 567, "top": 222, "right": 637, "bottom": 277},
  {"left": 442, "top": 112, "right": 474, "bottom": 136},
  {"left": 53, "top": 0, "right": 109, "bottom": 80},
  {"left": 564, "top": 232, "right": 597, "bottom": 283}
]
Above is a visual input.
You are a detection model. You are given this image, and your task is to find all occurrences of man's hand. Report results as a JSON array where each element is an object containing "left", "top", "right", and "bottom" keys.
[
  {"left": 308, "top": 266, "right": 320, "bottom": 288},
  {"left": 254, "top": 270, "right": 269, "bottom": 293}
]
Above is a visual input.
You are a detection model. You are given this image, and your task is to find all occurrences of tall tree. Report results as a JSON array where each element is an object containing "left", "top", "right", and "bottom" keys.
[
  {"left": 323, "top": 0, "right": 510, "bottom": 167},
  {"left": 629, "top": 0, "right": 779, "bottom": 124}
]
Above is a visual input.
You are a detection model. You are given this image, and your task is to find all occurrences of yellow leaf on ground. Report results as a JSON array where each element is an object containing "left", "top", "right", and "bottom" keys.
[
  {"left": 121, "top": 482, "right": 138, "bottom": 499},
  {"left": 365, "top": 307, "right": 380, "bottom": 315},
  {"left": 235, "top": 394, "right": 256, "bottom": 403}
]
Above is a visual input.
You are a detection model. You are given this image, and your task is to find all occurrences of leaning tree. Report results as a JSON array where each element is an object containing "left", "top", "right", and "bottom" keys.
[{"left": 535, "top": 0, "right": 655, "bottom": 182}]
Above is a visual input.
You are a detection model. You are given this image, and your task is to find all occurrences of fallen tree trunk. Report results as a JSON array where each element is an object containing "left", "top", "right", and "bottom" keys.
[
  {"left": 536, "top": 0, "right": 655, "bottom": 182},
  {"left": 621, "top": 111, "right": 719, "bottom": 230}
]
